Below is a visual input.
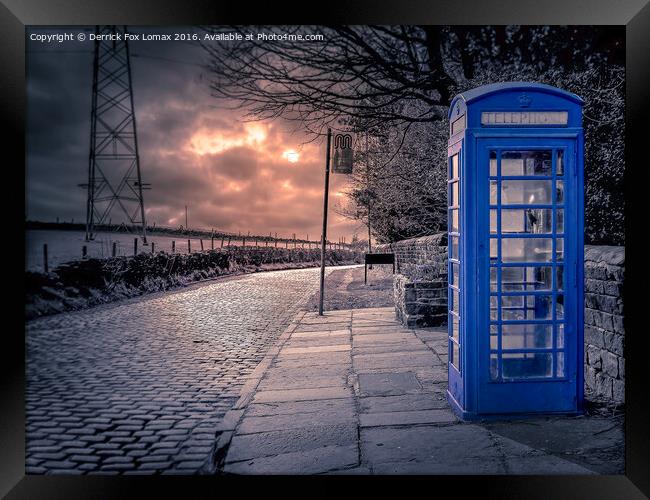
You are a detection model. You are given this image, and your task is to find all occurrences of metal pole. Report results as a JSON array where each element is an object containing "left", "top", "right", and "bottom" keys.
[
  {"left": 124, "top": 28, "right": 147, "bottom": 244},
  {"left": 85, "top": 27, "right": 99, "bottom": 242},
  {"left": 318, "top": 128, "right": 332, "bottom": 316}
]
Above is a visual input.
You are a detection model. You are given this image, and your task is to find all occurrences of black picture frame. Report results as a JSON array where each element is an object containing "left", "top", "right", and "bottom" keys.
[{"left": 2, "top": 0, "right": 647, "bottom": 497}]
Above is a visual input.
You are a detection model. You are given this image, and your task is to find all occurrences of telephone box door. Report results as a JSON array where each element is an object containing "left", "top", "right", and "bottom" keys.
[{"left": 476, "top": 138, "right": 580, "bottom": 414}]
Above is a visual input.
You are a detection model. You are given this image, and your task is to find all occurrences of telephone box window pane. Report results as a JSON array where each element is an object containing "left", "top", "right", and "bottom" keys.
[
  {"left": 452, "top": 262, "right": 460, "bottom": 287},
  {"left": 501, "top": 295, "right": 553, "bottom": 320},
  {"left": 556, "top": 266, "right": 564, "bottom": 290},
  {"left": 556, "top": 352, "right": 565, "bottom": 377},
  {"left": 452, "top": 342, "right": 460, "bottom": 370},
  {"left": 556, "top": 295, "right": 564, "bottom": 319},
  {"left": 501, "top": 180, "right": 553, "bottom": 205},
  {"left": 451, "top": 154, "right": 459, "bottom": 180},
  {"left": 450, "top": 209, "right": 459, "bottom": 232},
  {"left": 556, "top": 209, "right": 564, "bottom": 233},
  {"left": 450, "top": 181, "right": 459, "bottom": 207},
  {"left": 502, "top": 238, "right": 553, "bottom": 262},
  {"left": 556, "top": 150, "right": 564, "bottom": 176},
  {"left": 501, "top": 324, "right": 553, "bottom": 349},
  {"left": 490, "top": 180, "right": 498, "bottom": 205},
  {"left": 556, "top": 238, "right": 564, "bottom": 261},
  {"left": 490, "top": 325, "right": 498, "bottom": 350},
  {"left": 490, "top": 267, "right": 497, "bottom": 291},
  {"left": 502, "top": 266, "right": 554, "bottom": 291},
  {"left": 490, "top": 296, "right": 498, "bottom": 320},
  {"left": 451, "top": 236, "right": 459, "bottom": 260},
  {"left": 452, "top": 316, "right": 460, "bottom": 342},
  {"left": 502, "top": 352, "right": 553, "bottom": 379},
  {"left": 452, "top": 289, "right": 460, "bottom": 315},
  {"left": 489, "top": 151, "right": 497, "bottom": 176},
  {"left": 490, "top": 209, "right": 497, "bottom": 233},
  {"left": 501, "top": 294, "right": 523, "bottom": 308},
  {"left": 556, "top": 180, "right": 564, "bottom": 203},
  {"left": 490, "top": 354, "right": 498, "bottom": 380},
  {"left": 490, "top": 238, "right": 498, "bottom": 260},
  {"left": 501, "top": 208, "right": 553, "bottom": 233},
  {"left": 501, "top": 151, "right": 552, "bottom": 176},
  {"left": 557, "top": 324, "right": 565, "bottom": 348}
]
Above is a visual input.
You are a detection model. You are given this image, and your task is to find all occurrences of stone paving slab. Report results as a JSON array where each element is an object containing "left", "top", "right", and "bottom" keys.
[
  {"left": 291, "top": 329, "right": 350, "bottom": 338},
  {"left": 225, "top": 423, "right": 358, "bottom": 462},
  {"left": 237, "top": 406, "right": 356, "bottom": 434},
  {"left": 257, "top": 375, "right": 348, "bottom": 391},
  {"left": 359, "top": 393, "right": 448, "bottom": 413},
  {"left": 224, "top": 444, "right": 359, "bottom": 475},
  {"left": 293, "top": 322, "right": 352, "bottom": 332},
  {"left": 282, "top": 344, "right": 351, "bottom": 355},
  {"left": 220, "top": 306, "right": 616, "bottom": 475},
  {"left": 252, "top": 386, "right": 352, "bottom": 404},
  {"left": 287, "top": 337, "right": 352, "bottom": 348},
  {"left": 353, "top": 344, "right": 432, "bottom": 356},
  {"left": 359, "top": 409, "right": 457, "bottom": 428},
  {"left": 246, "top": 398, "right": 356, "bottom": 418}
]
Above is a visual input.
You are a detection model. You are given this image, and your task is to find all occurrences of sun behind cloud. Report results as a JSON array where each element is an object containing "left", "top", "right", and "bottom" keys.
[{"left": 282, "top": 149, "right": 300, "bottom": 163}]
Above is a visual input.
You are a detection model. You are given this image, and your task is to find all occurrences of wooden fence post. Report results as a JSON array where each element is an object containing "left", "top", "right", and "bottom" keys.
[
  {"left": 200, "top": 239, "right": 204, "bottom": 251},
  {"left": 112, "top": 241, "right": 117, "bottom": 257},
  {"left": 133, "top": 238, "right": 138, "bottom": 255},
  {"left": 172, "top": 240, "right": 176, "bottom": 253},
  {"left": 43, "top": 244, "right": 48, "bottom": 273},
  {"left": 82, "top": 245, "right": 87, "bottom": 258},
  {"left": 188, "top": 239, "right": 191, "bottom": 253},
  {"left": 151, "top": 242, "right": 155, "bottom": 254}
]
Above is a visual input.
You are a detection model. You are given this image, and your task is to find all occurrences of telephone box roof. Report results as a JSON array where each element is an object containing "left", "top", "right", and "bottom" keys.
[{"left": 448, "top": 82, "right": 584, "bottom": 119}]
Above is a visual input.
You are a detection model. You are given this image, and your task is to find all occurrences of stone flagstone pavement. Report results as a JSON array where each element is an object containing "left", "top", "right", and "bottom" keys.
[{"left": 214, "top": 307, "right": 598, "bottom": 474}]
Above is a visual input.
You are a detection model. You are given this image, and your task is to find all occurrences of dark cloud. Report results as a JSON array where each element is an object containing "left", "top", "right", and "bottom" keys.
[{"left": 26, "top": 26, "right": 361, "bottom": 241}]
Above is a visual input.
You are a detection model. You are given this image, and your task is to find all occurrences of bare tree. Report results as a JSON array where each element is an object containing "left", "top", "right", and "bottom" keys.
[{"left": 200, "top": 25, "right": 465, "bottom": 134}]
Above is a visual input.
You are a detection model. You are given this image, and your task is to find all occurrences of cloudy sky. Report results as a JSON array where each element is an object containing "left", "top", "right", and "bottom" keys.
[{"left": 26, "top": 26, "right": 362, "bottom": 242}]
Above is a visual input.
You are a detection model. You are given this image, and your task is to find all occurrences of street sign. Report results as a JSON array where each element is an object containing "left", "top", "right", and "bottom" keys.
[{"left": 331, "top": 133, "right": 354, "bottom": 174}]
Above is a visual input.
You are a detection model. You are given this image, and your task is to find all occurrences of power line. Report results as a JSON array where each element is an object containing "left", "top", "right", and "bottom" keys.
[
  {"left": 27, "top": 49, "right": 206, "bottom": 69},
  {"left": 130, "top": 53, "right": 206, "bottom": 68}
]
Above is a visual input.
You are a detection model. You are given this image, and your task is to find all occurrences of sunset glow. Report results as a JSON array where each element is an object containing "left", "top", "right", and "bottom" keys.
[
  {"left": 26, "top": 36, "right": 358, "bottom": 242},
  {"left": 189, "top": 123, "right": 269, "bottom": 156}
]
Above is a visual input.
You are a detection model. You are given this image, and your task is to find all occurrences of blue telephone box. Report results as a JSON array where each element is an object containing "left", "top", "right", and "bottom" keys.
[{"left": 446, "top": 82, "right": 584, "bottom": 419}]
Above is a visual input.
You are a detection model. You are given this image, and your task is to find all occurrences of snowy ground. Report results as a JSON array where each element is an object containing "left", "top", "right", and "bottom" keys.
[{"left": 25, "top": 230, "right": 316, "bottom": 272}]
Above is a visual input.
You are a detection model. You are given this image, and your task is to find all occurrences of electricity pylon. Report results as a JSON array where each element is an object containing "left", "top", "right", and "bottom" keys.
[{"left": 82, "top": 25, "right": 149, "bottom": 243}]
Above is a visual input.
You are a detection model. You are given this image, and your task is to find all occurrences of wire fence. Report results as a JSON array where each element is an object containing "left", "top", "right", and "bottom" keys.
[{"left": 26, "top": 224, "right": 358, "bottom": 273}]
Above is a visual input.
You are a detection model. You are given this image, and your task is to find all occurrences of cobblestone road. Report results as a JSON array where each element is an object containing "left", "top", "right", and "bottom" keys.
[{"left": 25, "top": 266, "right": 342, "bottom": 475}]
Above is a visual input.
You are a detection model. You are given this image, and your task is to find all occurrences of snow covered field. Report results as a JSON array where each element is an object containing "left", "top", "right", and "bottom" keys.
[{"left": 25, "top": 230, "right": 293, "bottom": 272}]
